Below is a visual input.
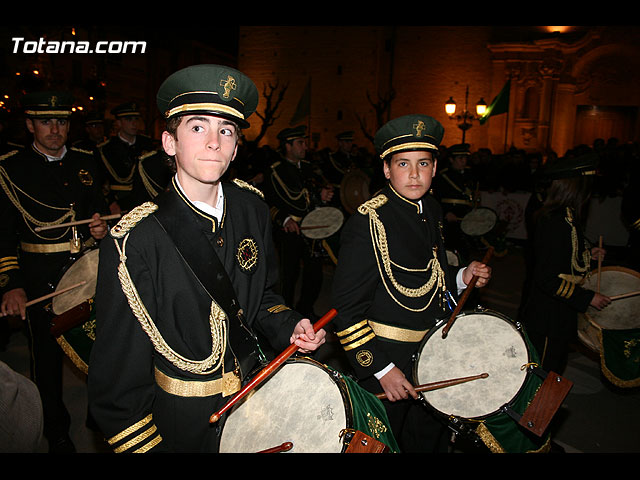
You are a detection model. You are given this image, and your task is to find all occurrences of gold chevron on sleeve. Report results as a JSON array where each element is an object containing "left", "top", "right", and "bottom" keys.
[
  {"left": 0, "top": 256, "right": 19, "bottom": 274},
  {"left": 336, "top": 320, "right": 375, "bottom": 351},
  {"left": 267, "top": 304, "right": 291, "bottom": 314},
  {"left": 107, "top": 414, "right": 162, "bottom": 453}
]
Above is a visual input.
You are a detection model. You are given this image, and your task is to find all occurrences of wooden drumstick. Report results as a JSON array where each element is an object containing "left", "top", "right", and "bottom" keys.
[
  {"left": 441, "top": 247, "right": 494, "bottom": 339},
  {"left": 26, "top": 281, "right": 87, "bottom": 307},
  {"left": 374, "top": 372, "right": 489, "bottom": 400},
  {"left": 300, "top": 225, "right": 330, "bottom": 230},
  {"left": 34, "top": 213, "right": 122, "bottom": 232},
  {"left": 1, "top": 281, "right": 88, "bottom": 318},
  {"left": 610, "top": 290, "right": 640, "bottom": 301},
  {"left": 257, "top": 442, "right": 294, "bottom": 453},
  {"left": 597, "top": 235, "right": 603, "bottom": 293},
  {"left": 209, "top": 308, "right": 337, "bottom": 423}
]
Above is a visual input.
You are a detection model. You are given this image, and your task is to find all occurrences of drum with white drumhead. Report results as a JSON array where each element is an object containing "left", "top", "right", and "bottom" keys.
[
  {"left": 578, "top": 266, "right": 640, "bottom": 353},
  {"left": 300, "top": 207, "right": 344, "bottom": 240},
  {"left": 460, "top": 207, "right": 497, "bottom": 238},
  {"left": 219, "top": 357, "right": 397, "bottom": 453},
  {"left": 414, "top": 310, "right": 529, "bottom": 420},
  {"left": 413, "top": 309, "right": 550, "bottom": 452}
]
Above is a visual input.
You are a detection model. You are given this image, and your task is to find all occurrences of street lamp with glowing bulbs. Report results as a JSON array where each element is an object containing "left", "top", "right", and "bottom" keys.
[{"left": 445, "top": 86, "right": 487, "bottom": 143}]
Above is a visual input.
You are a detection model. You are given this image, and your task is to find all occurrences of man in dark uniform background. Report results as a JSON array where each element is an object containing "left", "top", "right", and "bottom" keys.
[
  {"left": 331, "top": 115, "right": 491, "bottom": 452},
  {"left": 433, "top": 143, "right": 478, "bottom": 262},
  {"left": 88, "top": 64, "right": 326, "bottom": 453},
  {"left": 72, "top": 110, "right": 106, "bottom": 153},
  {"left": 96, "top": 102, "right": 158, "bottom": 213},
  {"left": 263, "top": 125, "right": 334, "bottom": 319},
  {"left": 0, "top": 91, "right": 109, "bottom": 452}
]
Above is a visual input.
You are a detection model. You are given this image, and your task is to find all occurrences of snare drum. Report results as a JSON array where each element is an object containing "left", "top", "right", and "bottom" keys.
[
  {"left": 460, "top": 207, "right": 497, "bottom": 237},
  {"left": 51, "top": 247, "right": 99, "bottom": 316},
  {"left": 578, "top": 266, "right": 640, "bottom": 353},
  {"left": 300, "top": 207, "right": 344, "bottom": 240},
  {"left": 51, "top": 247, "right": 100, "bottom": 374},
  {"left": 413, "top": 310, "right": 550, "bottom": 453},
  {"left": 578, "top": 266, "right": 640, "bottom": 387},
  {"left": 219, "top": 357, "right": 398, "bottom": 453}
]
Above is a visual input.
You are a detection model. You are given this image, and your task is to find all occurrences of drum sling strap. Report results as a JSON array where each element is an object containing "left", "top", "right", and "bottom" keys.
[{"left": 152, "top": 203, "right": 266, "bottom": 381}]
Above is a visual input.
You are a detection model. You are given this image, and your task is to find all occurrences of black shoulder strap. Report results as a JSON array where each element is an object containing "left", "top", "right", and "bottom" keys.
[{"left": 152, "top": 200, "right": 266, "bottom": 379}]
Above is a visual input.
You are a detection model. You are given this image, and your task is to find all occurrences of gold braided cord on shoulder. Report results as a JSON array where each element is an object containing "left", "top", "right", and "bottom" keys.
[
  {"left": 232, "top": 178, "right": 265, "bottom": 199},
  {"left": 361, "top": 196, "right": 446, "bottom": 312},
  {"left": 0, "top": 162, "right": 75, "bottom": 240},
  {"left": 564, "top": 207, "right": 591, "bottom": 275},
  {"left": 99, "top": 146, "right": 136, "bottom": 184},
  {"left": 269, "top": 165, "right": 310, "bottom": 209},
  {"left": 357, "top": 194, "right": 388, "bottom": 215},
  {"left": 111, "top": 202, "right": 158, "bottom": 238},
  {"left": 113, "top": 231, "right": 227, "bottom": 375}
]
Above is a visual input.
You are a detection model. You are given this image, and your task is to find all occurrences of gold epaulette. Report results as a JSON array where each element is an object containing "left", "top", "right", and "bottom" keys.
[
  {"left": 357, "top": 194, "right": 388, "bottom": 215},
  {"left": 0, "top": 150, "right": 19, "bottom": 162},
  {"left": 70, "top": 146, "right": 95, "bottom": 156},
  {"left": 110, "top": 202, "right": 158, "bottom": 238},
  {"left": 139, "top": 149, "right": 159, "bottom": 161},
  {"left": 232, "top": 178, "right": 265, "bottom": 200}
]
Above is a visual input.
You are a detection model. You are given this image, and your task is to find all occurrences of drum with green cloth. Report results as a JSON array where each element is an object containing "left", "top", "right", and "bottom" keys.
[
  {"left": 50, "top": 247, "right": 100, "bottom": 375},
  {"left": 578, "top": 266, "right": 640, "bottom": 388},
  {"left": 219, "top": 357, "right": 399, "bottom": 453},
  {"left": 413, "top": 309, "right": 551, "bottom": 453}
]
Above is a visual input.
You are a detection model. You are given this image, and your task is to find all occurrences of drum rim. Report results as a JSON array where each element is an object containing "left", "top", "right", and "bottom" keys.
[
  {"left": 219, "top": 356, "right": 354, "bottom": 453},
  {"left": 412, "top": 308, "right": 531, "bottom": 421}
]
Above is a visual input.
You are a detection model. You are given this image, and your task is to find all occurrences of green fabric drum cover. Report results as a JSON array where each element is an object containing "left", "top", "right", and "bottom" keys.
[
  {"left": 219, "top": 357, "right": 398, "bottom": 453},
  {"left": 579, "top": 266, "right": 640, "bottom": 387}
]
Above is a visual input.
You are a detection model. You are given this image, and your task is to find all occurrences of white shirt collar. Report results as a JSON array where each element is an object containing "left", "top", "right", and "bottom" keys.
[
  {"left": 34, "top": 143, "right": 67, "bottom": 162},
  {"left": 174, "top": 175, "right": 225, "bottom": 222}
]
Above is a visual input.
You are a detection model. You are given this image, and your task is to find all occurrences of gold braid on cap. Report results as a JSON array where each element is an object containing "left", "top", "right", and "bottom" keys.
[
  {"left": 358, "top": 195, "right": 446, "bottom": 312},
  {"left": 111, "top": 202, "right": 227, "bottom": 375}
]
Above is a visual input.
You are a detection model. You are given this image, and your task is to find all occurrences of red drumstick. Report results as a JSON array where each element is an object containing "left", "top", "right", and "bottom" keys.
[{"left": 209, "top": 308, "right": 337, "bottom": 423}]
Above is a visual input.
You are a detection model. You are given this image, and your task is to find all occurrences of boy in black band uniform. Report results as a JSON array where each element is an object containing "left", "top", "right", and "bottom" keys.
[
  {"left": 88, "top": 65, "right": 326, "bottom": 453},
  {"left": 331, "top": 114, "right": 491, "bottom": 452}
]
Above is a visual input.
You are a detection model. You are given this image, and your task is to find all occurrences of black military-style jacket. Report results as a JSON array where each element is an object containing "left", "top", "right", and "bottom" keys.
[
  {"left": 96, "top": 134, "right": 157, "bottom": 202},
  {"left": 331, "top": 184, "right": 459, "bottom": 391},
  {"left": 0, "top": 145, "right": 107, "bottom": 297},
  {"left": 433, "top": 166, "right": 477, "bottom": 219},
  {"left": 117, "top": 150, "right": 173, "bottom": 212},
  {"left": 263, "top": 157, "right": 326, "bottom": 227},
  {"left": 521, "top": 206, "right": 595, "bottom": 340},
  {"left": 88, "top": 178, "right": 303, "bottom": 453}
]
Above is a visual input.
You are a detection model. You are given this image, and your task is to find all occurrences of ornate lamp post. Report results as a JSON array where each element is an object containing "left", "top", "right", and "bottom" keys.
[{"left": 445, "top": 85, "right": 487, "bottom": 143}]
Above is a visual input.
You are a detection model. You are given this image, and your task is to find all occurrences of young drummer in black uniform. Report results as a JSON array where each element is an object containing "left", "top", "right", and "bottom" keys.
[
  {"left": 0, "top": 91, "right": 109, "bottom": 452},
  {"left": 519, "top": 153, "right": 610, "bottom": 374},
  {"left": 331, "top": 115, "right": 491, "bottom": 453},
  {"left": 88, "top": 64, "right": 326, "bottom": 453}
]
